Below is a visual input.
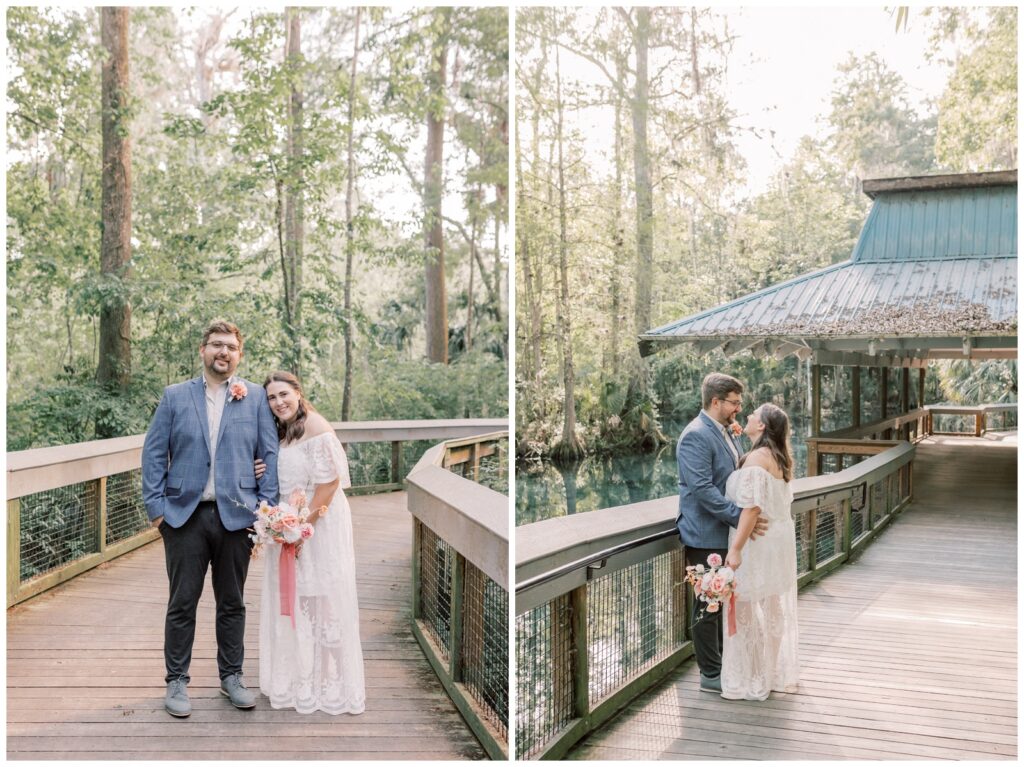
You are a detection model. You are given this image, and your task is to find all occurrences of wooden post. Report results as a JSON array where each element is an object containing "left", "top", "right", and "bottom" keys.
[
  {"left": 852, "top": 366, "right": 861, "bottom": 428},
  {"left": 835, "top": 455, "right": 844, "bottom": 472},
  {"left": 97, "top": 477, "right": 108, "bottom": 554},
  {"left": 918, "top": 367, "right": 926, "bottom": 409},
  {"left": 570, "top": 585, "right": 590, "bottom": 718},
  {"left": 811, "top": 364, "right": 821, "bottom": 437},
  {"left": 880, "top": 367, "right": 889, "bottom": 420},
  {"left": 975, "top": 413, "right": 984, "bottom": 437},
  {"left": 449, "top": 553, "right": 466, "bottom": 682},
  {"left": 391, "top": 440, "right": 403, "bottom": 485},
  {"left": 8, "top": 499, "right": 21, "bottom": 607},
  {"left": 471, "top": 443, "right": 480, "bottom": 483},
  {"left": 462, "top": 566, "right": 485, "bottom": 691},
  {"left": 842, "top": 497, "right": 853, "bottom": 558},
  {"left": 671, "top": 549, "right": 687, "bottom": 644},
  {"left": 806, "top": 440, "right": 819, "bottom": 478},
  {"left": 807, "top": 508, "right": 818, "bottom": 572},
  {"left": 901, "top": 369, "right": 910, "bottom": 440},
  {"left": 411, "top": 519, "right": 422, "bottom": 619}
]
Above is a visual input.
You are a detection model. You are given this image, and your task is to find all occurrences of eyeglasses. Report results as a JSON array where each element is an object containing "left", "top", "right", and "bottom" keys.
[
  {"left": 205, "top": 341, "right": 240, "bottom": 353},
  {"left": 720, "top": 397, "right": 742, "bottom": 407}
]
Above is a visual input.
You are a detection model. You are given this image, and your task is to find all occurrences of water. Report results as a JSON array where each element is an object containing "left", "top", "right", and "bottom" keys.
[{"left": 515, "top": 417, "right": 813, "bottom": 526}]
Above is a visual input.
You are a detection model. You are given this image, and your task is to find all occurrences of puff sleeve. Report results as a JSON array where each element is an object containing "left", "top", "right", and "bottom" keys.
[
  {"left": 310, "top": 433, "right": 352, "bottom": 489},
  {"left": 730, "top": 466, "right": 772, "bottom": 509}
]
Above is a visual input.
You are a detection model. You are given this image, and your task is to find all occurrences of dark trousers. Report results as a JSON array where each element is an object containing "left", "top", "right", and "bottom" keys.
[
  {"left": 686, "top": 546, "right": 728, "bottom": 680},
  {"left": 161, "top": 501, "right": 252, "bottom": 683}
]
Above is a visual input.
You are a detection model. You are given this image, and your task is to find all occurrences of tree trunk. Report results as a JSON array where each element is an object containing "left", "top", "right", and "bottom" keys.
[
  {"left": 608, "top": 90, "right": 625, "bottom": 380},
  {"left": 551, "top": 39, "right": 584, "bottom": 464},
  {"left": 341, "top": 7, "right": 361, "bottom": 421},
  {"left": 631, "top": 8, "right": 654, "bottom": 337},
  {"left": 424, "top": 9, "right": 450, "bottom": 364},
  {"left": 96, "top": 6, "right": 132, "bottom": 419},
  {"left": 284, "top": 7, "right": 304, "bottom": 376}
]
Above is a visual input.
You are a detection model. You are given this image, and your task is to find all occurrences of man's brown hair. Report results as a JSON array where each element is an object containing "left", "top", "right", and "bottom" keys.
[
  {"left": 201, "top": 321, "right": 243, "bottom": 349},
  {"left": 701, "top": 372, "right": 743, "bottom": 409}
]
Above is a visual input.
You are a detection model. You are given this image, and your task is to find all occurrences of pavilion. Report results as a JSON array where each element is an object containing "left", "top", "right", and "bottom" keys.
[{"left": 639, "top": 170, "right": 1017, "bottom": 444}]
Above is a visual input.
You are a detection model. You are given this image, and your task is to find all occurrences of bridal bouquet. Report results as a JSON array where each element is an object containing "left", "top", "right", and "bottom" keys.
[
  {"left": 249, "top": 489, "right": 316, "bottom": 558},
  {"left": 249, "top": 489, "right": 321, "bottom": 629},
  {"left": 684, "top": 553, "right": 739, "bottom": 635}
]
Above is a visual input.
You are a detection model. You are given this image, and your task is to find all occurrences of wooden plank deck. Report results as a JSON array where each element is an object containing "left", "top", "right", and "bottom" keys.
[
  {"left": 570, "top": 434, "right": 1017, "bottom": 760},
  {"left": 7, "top": 491, "right": 487, "bottom": 760}
]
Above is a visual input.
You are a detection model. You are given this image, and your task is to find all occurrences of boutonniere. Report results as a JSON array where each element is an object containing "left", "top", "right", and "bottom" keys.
[
  {"left": 728, "top": 420, "right": 743, "bottom": 438},
  {"left": 229, "top": 381, "right": 248, "bottom": 401}
]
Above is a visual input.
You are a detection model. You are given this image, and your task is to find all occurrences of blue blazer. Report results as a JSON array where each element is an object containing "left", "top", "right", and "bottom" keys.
[
  {"left": 141, "top": 376, "right": 279, "bottom": 531},
  {"left": 676, "top": 411, "right": 743, "bottom": 549}
]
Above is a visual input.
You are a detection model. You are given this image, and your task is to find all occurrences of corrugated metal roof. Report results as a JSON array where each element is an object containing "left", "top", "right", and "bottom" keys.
[{"left": 641, "top": 173, "right": 1018, "bottom": 359}]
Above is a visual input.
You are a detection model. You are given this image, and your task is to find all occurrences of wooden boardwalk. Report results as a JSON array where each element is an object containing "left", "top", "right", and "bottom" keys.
[
  {"left": 7, "top": 491, "right": 486, "bottom": 760},
  {"left": 570, "top": 434, "right": 1017, "bottom": 760}
]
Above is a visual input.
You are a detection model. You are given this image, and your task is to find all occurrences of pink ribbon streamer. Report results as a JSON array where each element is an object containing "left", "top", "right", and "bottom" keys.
[
  {"left": 279, "top": 543, "right": 297, "bottom": 629},
  {"left": 727, "top": 592, "right": 737, "bottom": 637}
]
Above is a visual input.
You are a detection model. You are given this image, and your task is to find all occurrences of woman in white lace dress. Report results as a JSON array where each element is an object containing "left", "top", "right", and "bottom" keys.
[
  {"left": 721, "top": 403, "right": 799, "bottom": 701},
  {"left": 259, "top": 371, "right": 366, "bottom": 715}
]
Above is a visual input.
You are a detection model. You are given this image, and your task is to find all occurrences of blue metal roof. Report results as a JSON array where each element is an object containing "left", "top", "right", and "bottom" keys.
[{"left": 641, "top": 171, "right": 1017, "bottom": 362}]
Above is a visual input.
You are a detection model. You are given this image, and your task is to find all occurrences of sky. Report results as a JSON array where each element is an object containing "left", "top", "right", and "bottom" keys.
[
  {"left": 726, "top": 6, "right": 954, "bottom": 196},
  {"left": 547, "top": 5, "right": 965, "bottom": 200}
]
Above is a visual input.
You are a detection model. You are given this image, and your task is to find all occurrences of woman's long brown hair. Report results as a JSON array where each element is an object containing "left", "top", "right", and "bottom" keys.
[
  {"left": 739, "top": 403, "right": 794, "bottom": 482},
  {"left": 264, "top": 371, "right": 317, "bottom": 444}
]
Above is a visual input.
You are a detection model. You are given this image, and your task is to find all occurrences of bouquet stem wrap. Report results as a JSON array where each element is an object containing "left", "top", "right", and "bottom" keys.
[
  {"left": 727, "top": 592, "right": 737, "bottom": 636},
  {"left": 279, "top": 543, "right": 297, "bottom": 629}
]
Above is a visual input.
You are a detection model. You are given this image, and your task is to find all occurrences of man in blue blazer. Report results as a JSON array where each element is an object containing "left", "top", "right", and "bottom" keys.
[
  {"left": 142, "top": 321, "right": 279, "bottom": 718},
  {"left": 677, "top": 372, "right": 766, "bottom": 693}
]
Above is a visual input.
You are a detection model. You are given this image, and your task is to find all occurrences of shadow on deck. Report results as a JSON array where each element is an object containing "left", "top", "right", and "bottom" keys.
[
  {"left": 569, "top": 435, "right": 1017, "bottom": 760},
  {"left": 7, "top": 491, "right": 486, "bottom": 760}
]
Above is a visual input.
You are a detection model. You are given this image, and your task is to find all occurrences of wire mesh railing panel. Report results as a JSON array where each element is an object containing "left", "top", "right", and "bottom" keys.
[
  {"left": 813, "top": 502, "right": 844, "bottom": 565},
  {"left": 870, "top": 478, "right": 887, "bottom": 524},
  {"left": 344, "top": 439, "right": 435, "bottom": 487},
  {"left": 18, "top": 481, "right": 100, "bottom": 582},
  {"left": 462, "top": 562, "right": 508, "bottom": 742},
  {"left": 105, "top": 470, "right": 149, "bottom": 545},
  {"left": 587, "top": 550, "right": 686, "bottom": 705},
  {"left": 930, "top": 413, "right": 976, "bottom": 434},
  {"left": 418, "top": 523, "right": 455, "bottom": 659},
  {"left": 476, "top": 440, "right": 509, "bottom": 495},
  {"left": 794, "top": 509, "right": 812, "bottom": 576},
  {"left": 851, "top": 489, "right": 869, "bottom": 542},
  {"left": 888, "top": 472, "right": 901, "bottom": 514},
  {"left": 516, "top": 595, "right": 573, "bottom": 759}
]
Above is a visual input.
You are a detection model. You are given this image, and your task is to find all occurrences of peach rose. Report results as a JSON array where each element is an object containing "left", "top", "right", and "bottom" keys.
[{"left": 706, "top": 601, "right": 720, "bottom": 613}]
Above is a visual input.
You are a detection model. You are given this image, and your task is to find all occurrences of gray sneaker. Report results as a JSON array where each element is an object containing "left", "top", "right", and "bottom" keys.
[
  {"left": 699, "top": 673, "right": 722, "bottom": 693},
  {"left": 220, "top": 673, "right": 256, "bottom": 709},
  {"left": 165, "top": 678, "right": 191, "bottom": 718}
]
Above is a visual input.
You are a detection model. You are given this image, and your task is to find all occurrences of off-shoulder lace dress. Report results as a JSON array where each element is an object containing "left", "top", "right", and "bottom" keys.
[
  {"left": 259, "top": 432, "right": 366, "bottom": 714},
  {"left": 721, "top": 465, "right": 800, "bottom": 701}
]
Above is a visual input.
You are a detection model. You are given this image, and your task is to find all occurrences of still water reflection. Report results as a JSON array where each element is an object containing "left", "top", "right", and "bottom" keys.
[{"left": 516, "top": 417, "right": 812, "bottom": 526}]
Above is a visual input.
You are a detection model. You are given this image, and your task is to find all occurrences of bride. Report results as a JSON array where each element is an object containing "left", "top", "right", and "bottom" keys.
[
  {"left": 258, "top": 371, "right": 366, "bottom": 714},
  {"left": 720, "top": 403, "right": 799, "bottom": 701}
]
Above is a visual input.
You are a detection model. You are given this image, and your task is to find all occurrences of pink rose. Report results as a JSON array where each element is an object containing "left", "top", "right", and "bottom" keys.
[
  {"left": 229, "top": 381, "right": 248, "bottom": 401},
  {"left": 706, "top": 601, "right": 720, "bottom": 613},
  {"left": 280, "top": 514, "right": 300, "bottom": 530},
  {"left": 710, "top": 575, "right": 726, "bottom": 593},
  {"left": 707, "top": 553, "right": 723, "bottom": 567},
  {"left": 300, "top": 524, "right": 314, "bottom": 540}
]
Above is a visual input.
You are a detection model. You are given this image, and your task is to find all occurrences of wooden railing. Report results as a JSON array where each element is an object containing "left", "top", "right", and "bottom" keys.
[
  {"left": 807, "top": 403, "right": 1016, "bottom": 475},
  {"left": 926, "top": 403, "right": 1017, "bottom": 436},
  {"left": 514, "top": 442, "right": 915, "bottom": 760},
  {"left": 407, "top": 431, "right": 509, "bottom": 760},
  {"left": 6, "top": 418, "right": 506, "bottom": 608}
]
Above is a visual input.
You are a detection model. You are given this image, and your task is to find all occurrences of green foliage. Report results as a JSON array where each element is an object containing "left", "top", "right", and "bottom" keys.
[
  {"left": 937, "top": 360, "right": 1017, "bottom": 405},
  {"left": 933, "top": 8, "right": 1017, "bottom": 171}
]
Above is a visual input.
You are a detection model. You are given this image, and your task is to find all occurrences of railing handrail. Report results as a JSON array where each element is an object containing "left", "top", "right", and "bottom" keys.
[
  {"left": 821, "top": 407, "right": 928, "bottom": 440},
  {"left": 926, "top": 403, "right": 1017, "bottom": 415},
  {"left": 516, "top": 442, "right": 915, "bottom": 612},
  {"left": 407, "top": 433, "right": 509, "bottom": 591},
  {"left": 7, "top": 419, "right": 509, "bottom": 500}
]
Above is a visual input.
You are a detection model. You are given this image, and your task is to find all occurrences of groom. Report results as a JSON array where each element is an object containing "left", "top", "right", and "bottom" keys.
[
  {"left": 142, "top": 320, "right": 279, "bottom": 718},
  {"left": 676, "top": 372, "right": 766, "bottom": 693}
]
